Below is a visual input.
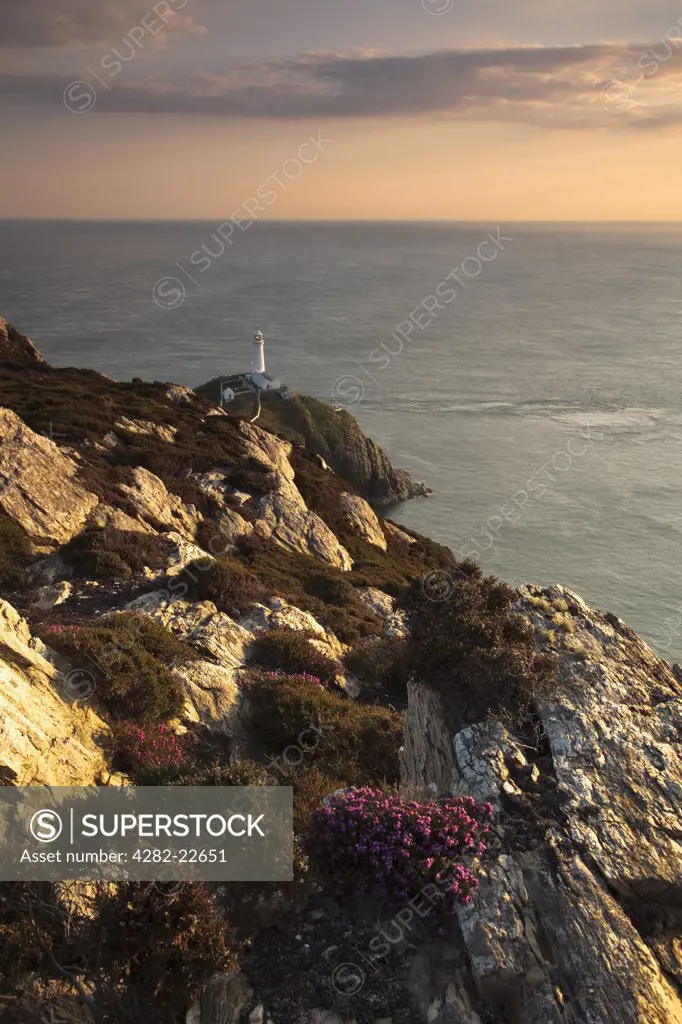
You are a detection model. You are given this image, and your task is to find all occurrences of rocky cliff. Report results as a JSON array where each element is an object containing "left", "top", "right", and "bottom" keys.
[
  {"left": 0, "top": 317, "right": 680, "bottom": 1024},
  {"left": 195, "top": 380, "right": 430, "bottom": 507}
]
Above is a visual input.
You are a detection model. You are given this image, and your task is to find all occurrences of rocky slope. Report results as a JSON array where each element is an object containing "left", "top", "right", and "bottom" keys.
[
  {"left": 0, "top": 317, "right": 680, "bottom": 1024},
  {"left": 195, "top": 380, "right": 431, "bottom": 507}
]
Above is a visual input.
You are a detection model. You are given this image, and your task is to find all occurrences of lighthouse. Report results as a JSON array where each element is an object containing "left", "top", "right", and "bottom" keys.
[
  {"left": 251, "top": 330, "right": 266, "bottom": 375},
  {"left": 216, "top": 329, "right": 286, "bottom": 409},
  {"left": 249, "top": 330, "right": 282, "bottom": 392}
]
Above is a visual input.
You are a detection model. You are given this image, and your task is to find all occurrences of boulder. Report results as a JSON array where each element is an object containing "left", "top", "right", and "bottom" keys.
[
  {"left": 256, "top": 488, "right": 352, "bottom": 571},
  {"left": 87, "top": 502, "right": 155, "bottom": 535},
  {"left": 0, "top": 599, "right": 108, "bottom": 785},
  {"left": 172, "top": 660, "right": 245, "bottom": 744},
  {"left": 117, "top": 466, "right": 201, "bottom": 539},
  {"left": 0, "top": 408, "right": 99, "bottom": 545},
  {"left": 125, "top": 592, "right": 252, "bottom": 669},
  {"left": 114, "top": 416, "right": 177, "bottom": 443},
  {"left": 339, "top": 493, "right": 387, "bottom": 551}
]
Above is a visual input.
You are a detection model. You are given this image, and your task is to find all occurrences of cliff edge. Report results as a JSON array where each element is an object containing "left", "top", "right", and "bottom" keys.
[{"left": 0, "top": 316, "right": 680, "bottom": 1024}]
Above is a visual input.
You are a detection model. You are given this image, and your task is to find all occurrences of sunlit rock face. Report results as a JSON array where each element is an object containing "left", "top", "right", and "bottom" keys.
[{"left": 401, "top": 584, "right": 682, "bottom": 1024}]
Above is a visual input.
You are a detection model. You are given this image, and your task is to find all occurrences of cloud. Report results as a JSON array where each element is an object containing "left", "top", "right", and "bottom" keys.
[
  {"left": 0, "top": 0, "right": 204, "bottom": 47},
  {"left": 3, "top": 41, "right": 682, "bottom": 129}
]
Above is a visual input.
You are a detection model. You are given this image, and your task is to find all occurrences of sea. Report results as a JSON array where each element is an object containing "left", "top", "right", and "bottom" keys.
[{"left": 0, "top": 220, "right": 680, "bottom": 661}]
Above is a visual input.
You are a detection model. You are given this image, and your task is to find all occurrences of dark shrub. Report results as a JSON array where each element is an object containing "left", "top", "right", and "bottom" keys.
[
  {"left": 174, "top": 556, "right": 266, "bottom": 617},
  {"left": 64, "top": 532, "right": 175, "bottom": 581},
  {"left": 175, "top": 758, "right": 271, "bottom": 788},
  {"left": 243, "top": 670, "right": 403, "bottom": 790},
  {"left": 64, "top": 527, "right": 175, "bottom": 580},
  {"left": 232, "top": 533, "right": 383, "bottom": 643},
  {"left": 404, "top": 560, "right": 557, "bottom": 727},
  {"left": 250, "top": 627, "right": 338, "bottom": 682},
  {"left": 43, "top": 613, "right": 196, "bottom": 722},
  {"left": 306, "top": 788, "right": 492, "bottom": 910},
  {"left": 87, "top": 882, "right": 234, "bottom": 1019},
  {"left": 344, "top": 634, "right": 409, "bottom": 700},
  {"left": 0, "top": 516, "right": 33, "bottom": 590}
]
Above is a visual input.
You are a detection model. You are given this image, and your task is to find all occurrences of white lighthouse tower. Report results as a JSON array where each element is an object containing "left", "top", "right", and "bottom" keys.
[
  {"left": 249, "top": 330, "right": 281, "bottom": 391},
  {"left": 251, "top": 330, "right": 266, "bottom": 375}
]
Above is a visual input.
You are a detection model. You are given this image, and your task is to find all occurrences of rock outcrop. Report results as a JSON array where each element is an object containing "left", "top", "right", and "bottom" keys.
[
  {"left": 118, "top": 466, "right": 201, "bottom": 539},
  {"left": 0, "top": 317, "right": 46, "bottom": 369},
  {"left": 0, "top": 408, "right": 99, "bottom": 545},
  {"left": 401, "top": 584, "right": 682, "bottom": 1024},
  {"left": 0, "top": 599, "right": 108, "bottom": 785}
]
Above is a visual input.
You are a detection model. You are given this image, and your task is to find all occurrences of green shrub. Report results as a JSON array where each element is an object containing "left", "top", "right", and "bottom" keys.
[
  {"left": 43, "top": 613, "right": 196, "bottom": 721},
  {"left": 250, "top": 628, "right": 338, "bottom": 682},
  {"left": 0, "top": 517, "right": 33, "bottom": 590},
  {"left": 244, "top": 670, "right": 403, "bottom": 790},
  {"left": 404, "top": 561, "right": 557, "bottom": 728},
  {"left": 174, "top": 556, "right": 266, "bottom": 616},
  {"left": 343, "top": 634, "right": 409, "bottom": 700},
  {"left": 64, "top": 527, "right": 174, "bottom": 580}
]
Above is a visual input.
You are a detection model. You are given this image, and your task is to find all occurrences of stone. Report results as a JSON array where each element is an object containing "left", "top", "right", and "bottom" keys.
[
  {"left": 125, "top": 592, "right": 253, "bottom": 669},
  {"left": 0, "top": 408, "right": 99, "bottom": 545},
  {"left": 0, "top": 316, "right": 46, "bottom": 368},
  {"left": 240, "top": 598, "right": 329, "bottom": 640},
  {"left": 383, "top": 520, "right": 417, "bottom": 546},
  {"left": 339, "top": 493, "right": 387, "bottom": 551},
  {"left": 257, "top": 488, "right": 353, "bottom": 571},
  {"left": 238, "top": 421, "right": 353, "bottom": 571},
  {"left": 356, "top": 587, "right": 407, "bottom": 638},
  {"left": 172, "top": 660, "right": 245, "bottom": 744},
  {"left": 162, "top": 532, "right": 214, "bottom": 577},
  {"left": 86, "top": 502, "right": 155, "bottom": 534},
  {"left": 35, "top": 581, "right": 72, "bottom": 610},
  {"left": 201, "top": 971, "right": 252, "bottom": 1024},
  {"left": 118, "top": 466, "right": 201, "bottom": 539},
  {"left": 114, "top": 416, "right": 177, "bottom": 443},
  {"left": 0, "top": 599, "right": 108, "bottom": 785}
]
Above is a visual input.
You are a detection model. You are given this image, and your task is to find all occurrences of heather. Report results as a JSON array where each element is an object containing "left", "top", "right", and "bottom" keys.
[
  {"left": 40, "top": 613, "right": 196, "bottom": 722},
  {"left": 306, "top": 788, "right": 493, "bottom": 910},
  {"left": 111, "top": 721, "right": 193, "bottom": 784},
  {"left": 250, "top": 626, "right": 339, "bottom": 682},
  {"left": 243, "top": 670, "right": 403, "bottom": 789}
]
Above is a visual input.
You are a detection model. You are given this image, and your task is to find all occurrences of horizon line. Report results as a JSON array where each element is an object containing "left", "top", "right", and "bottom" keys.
[{"left": 3, "top": 217, "right": 682, "bottom": 225}]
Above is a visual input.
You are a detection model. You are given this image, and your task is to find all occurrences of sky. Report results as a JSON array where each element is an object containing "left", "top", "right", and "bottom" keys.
[{"left": 2, "top": 0, "right": 682, "bottom": 219}]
